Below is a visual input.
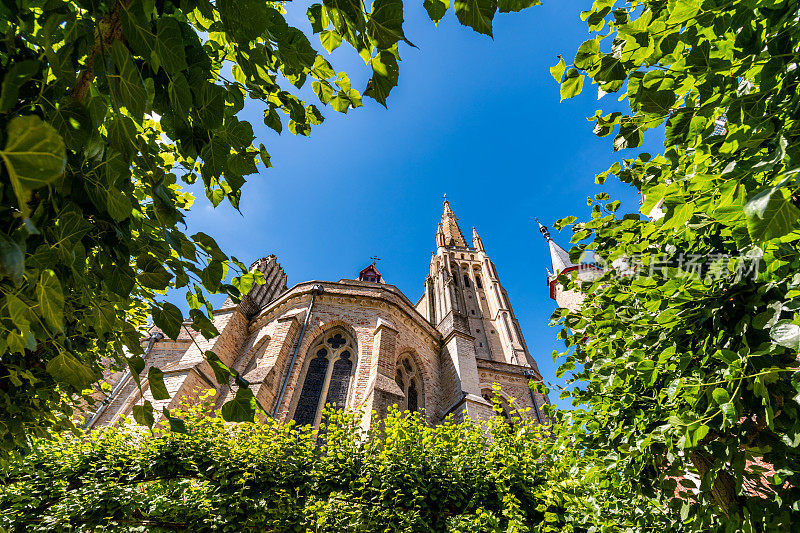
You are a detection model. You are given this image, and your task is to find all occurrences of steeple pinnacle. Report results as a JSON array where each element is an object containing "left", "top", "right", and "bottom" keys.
[
  {"left": 472, "top": 226, "right": 484, "bottom": 252},
  {"left": 536, "top": 218, "right": 574, "bottom": 274},
  {"left": 436, "top": 222, "right": 445, "bottom": 247},
  {"left": 536, "top": 218, "right": 552, "bottom": 242},
  {"left": 440, "top": 197, "right": 467, "bottom": 248}
]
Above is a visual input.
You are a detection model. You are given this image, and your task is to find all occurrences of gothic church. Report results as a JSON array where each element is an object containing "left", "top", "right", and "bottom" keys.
[{"left": 87, "top": 200, "right": 551, "bottom": 429}]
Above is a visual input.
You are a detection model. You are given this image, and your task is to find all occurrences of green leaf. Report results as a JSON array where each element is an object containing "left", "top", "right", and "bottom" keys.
[
  {"left": 307, "top": 3, "right": 328, "bottom": 32},
  {"left": 168, "top": 73, "right": 192, "bottom": 124},
  {"left": 200, "top": 137, "right": 230, "bottom": 179},
  {"left": 192, "top": 232, "right": 227, "bottom": 261},
  {"left": 497, "top": 0, "right": 539, "bottom": 13},
  {"left": 127, "top": 354, "right": 146, "bottom": 382},
  {"left": 196, "top": 84, "right": 226, "bottom": 130},
  {"left": 454, "top": 0, "right": 496, "bottom": 36},
  {"left": 120, "top": 2, "right": 157, "bottom": 60},
  {"left": 323, "top": 0, "right": 367, "bottom": 39},
  {"left": 314, "top": 81, "right": 335, "bottom": 104},
  {"left": 720, "top": 402, "right": 737, "bottom": 423},
  {"left": 46, "top": 352, "right": 95, "bottom": 391},
  {"left": 148, "top": 367, "right": 170, "bottom": 400},
  {"left": 200, "top": 259, "right": 225, "bottom": 290},
  {"left": 560, "top": 68, "right": 584, "bottom": 101},
  {"left": 423, "top": 0, "right": 448, "bottom": 23},
  {"left": 205, "top": 350, "right": 233, "bottom": 383},
  {"left": 744, "top": 186, "right": 800, "bottom": 242},
  {"left": 219, "top": 0, "right": 269, "bottom": 42},
  {"left": 154, "top": 17, "right": 187, "bottom": 74},
  {"left": 106, "top": 187, "right": 132, "bottom": 221},
  {"left": 108, "top": 41, "right": 148, "bottom": 122},
  {"left": 190, "top": 309, "right": 219, "bottom": 338},
  {"left": 367, "top": 0, "right": 405, "bottom": 49},
  {"left": 753, "top": 302, "right": 782, "bottom": 329},
  {"left": 691, "top": 424, "right": 709, "bottom": 446},
  {"left": 133, "top": 400, "right": 155, "bottom": 426},
  {"left": 221, "top": 387, "right": 257, "bottom": 422},
  {"left": 573, "top": 39, "right": 598, "bottom": 70},
  {"left": 36, "top": 270, "right": 65, "bottom": 333},
  {"left": 664, "top": 110, "right": 692, "bottom": 145},
  {"left": 712, "top": 387, "right": 731, "bottom": 405},
  {"left": 52, "top": 208, "right": 91, "bottom": 247},
  {"left": 320, "top": 30, "right": 344, "bottom": 52},
  {"left": 48, "top": 99, "right": 91, "bottom": 151},
  {"left": 0, "top": 60, "right": 39, "bottom": 112},
  {"left": 363, "top": 51, "right": 399, "bottom": 106},
  {"left": 107, "top": 115, "right": 138, "bottom": 163},
  {"left": 162, "top": 408, "right": 187, "bottom": 433},
  {"left": 259, "top": 143, "right": 272, "bottom": 169},
  {"left": 667, "top": 0, "right": 701, "bottom": 25},
  {"left": 91, "top": 302, "right": 118, "bottom": 337},
  {"left": 277, "top": 28, "right": 317, "bottom": 75},
  {"left": 152, "top": 302, "right": 183, "bottom": 340},
  {"left": 263, "top": 106, "right": 283, "bottom": 134},
  {"left": 6, "top": 293, "right": 32, "bottom": 331},
  {"left": 0, "top": 116, "right": 67, "bottom": 213},
  {"left": 137, "top": 255, "right": 172, "bottom": 290},
  {"left": 0, "top": 233, "right": 24, "bottom": 282},
  {"left": 549, "top": 58, "right": 566, "bottom": 83},
  {"left": 771, "top": 320, "right": 800, "bottom": 350}
]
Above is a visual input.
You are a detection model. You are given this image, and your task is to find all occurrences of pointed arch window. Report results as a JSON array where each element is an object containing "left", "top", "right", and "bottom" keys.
[
  {"left": 482, "top": 389, "right": 515, "bottom": 425},
  {"left": 395, "top": 354, "right": 423, "bottom": 413},
  {"left": 292, "top": 330, "right": 356, "bottom": 428},
  {"left": 474, "top": 269, "right": 483, "bottom": 289}
]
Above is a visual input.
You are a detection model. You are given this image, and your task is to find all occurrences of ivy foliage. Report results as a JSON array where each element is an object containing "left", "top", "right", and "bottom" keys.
[
  {"left": 0, "top": 394, "right": 667, "bottom": 532},
  {"left": 0, "top": 0, "right": 540, "bottom": 459},
  {"left": 551, "top": 0, "right": 800, "bottom": 529}
]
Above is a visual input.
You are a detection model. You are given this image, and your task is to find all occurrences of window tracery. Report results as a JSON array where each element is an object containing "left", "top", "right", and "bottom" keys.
[
  {"left": 394, "top": 354, "right": 423, "bottom": 413},
  {"left": 292, "top": 330, "right": 356, "bottom": 428}
]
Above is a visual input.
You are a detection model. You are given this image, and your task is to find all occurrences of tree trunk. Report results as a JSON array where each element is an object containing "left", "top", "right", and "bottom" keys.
[
  {"left": 690, "top": 450, "right": 739, "bottom": 517},
  {"left": 70, "top": 0, "right": 131, "bottom": 103}
]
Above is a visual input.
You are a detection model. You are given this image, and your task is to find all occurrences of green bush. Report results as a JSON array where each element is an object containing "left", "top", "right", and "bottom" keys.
[{"left": 0, "top": 391, "right": 664, "bottom": 532}]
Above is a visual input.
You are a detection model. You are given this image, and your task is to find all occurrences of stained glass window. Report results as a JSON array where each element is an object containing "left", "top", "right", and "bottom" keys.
[
  {"left": 407, "top": 379, "right": 418, "bottom": 413},
  {"left": 293, "top": 348, "right": 329, "bottom": 426},
  {"left": 324, "top": 351, "right": 352, "bottom": 410},
  {"left": 291, "top": 331, "right": 356, "bottom": 429}
]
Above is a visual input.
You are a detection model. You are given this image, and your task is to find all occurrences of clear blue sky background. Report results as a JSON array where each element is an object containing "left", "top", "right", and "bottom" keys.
[{"left": 172, "top": 0, "right": 664, "bottom": 409}]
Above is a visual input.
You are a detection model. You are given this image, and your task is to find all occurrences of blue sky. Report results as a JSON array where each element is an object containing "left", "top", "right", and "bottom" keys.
[{"left": 175, "top": 0, "right": 664, "bottom": 409}]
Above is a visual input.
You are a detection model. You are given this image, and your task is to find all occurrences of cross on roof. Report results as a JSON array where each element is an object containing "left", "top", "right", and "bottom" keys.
[{"left": 370, "top": 255, "right": 381, "bottom": 265}]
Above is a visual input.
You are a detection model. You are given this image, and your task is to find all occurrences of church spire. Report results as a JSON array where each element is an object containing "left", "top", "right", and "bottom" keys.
[
  {"left": 441, "top": 196, "right": 467, "bottom": 248},
  {"left": 536, "top": 218, "right": 574, "bottom": 274}
]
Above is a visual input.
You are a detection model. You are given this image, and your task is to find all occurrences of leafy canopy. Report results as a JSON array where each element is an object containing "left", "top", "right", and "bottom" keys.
[
  {"left": 550, "top": 0, "right": 800, "bottom": 529},
  {"left": 0, "top": 0, "right": 539, "bottom": 459},
  {"left": 0, "top": 394, "right": 666, "bottom": 532}
]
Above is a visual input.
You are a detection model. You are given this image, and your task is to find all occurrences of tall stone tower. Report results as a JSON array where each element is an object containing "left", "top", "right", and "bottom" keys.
[{"left": 416, "top": 199, "right": 544, "bottom": 420}]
